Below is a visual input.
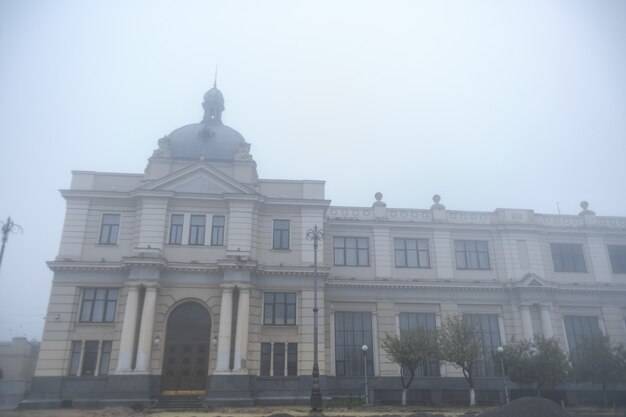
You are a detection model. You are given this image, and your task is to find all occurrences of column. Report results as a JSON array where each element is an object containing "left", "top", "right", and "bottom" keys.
[
  {"left": 135, "top": 284, "right": 158, "bottom": 372},
  {"left": 520, "top": 304, "right": 533, "bottom": 340},
  {"left": 233, "top": 287, "right": 250, "bottom": 373},
  {"left": 116, "top": 284, "right": 141, "bottom": 373},
  {"left": 215, "top": 287, "right": 234, "bottom": 373},
  {"left": 540, "top": 304, "right": 554, "bottom": 338}
]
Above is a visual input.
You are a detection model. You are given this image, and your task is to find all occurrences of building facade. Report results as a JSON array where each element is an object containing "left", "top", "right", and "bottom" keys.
[{"left": 25, "top": 86, "right": 626, "bottom": 408}]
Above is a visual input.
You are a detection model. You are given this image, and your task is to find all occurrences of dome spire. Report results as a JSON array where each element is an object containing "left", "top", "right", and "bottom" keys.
[{"left": 202, "top": 72, "right": 224, "bottom": 125}]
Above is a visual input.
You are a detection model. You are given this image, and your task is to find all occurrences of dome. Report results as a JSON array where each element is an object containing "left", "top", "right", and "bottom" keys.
[
  {"left": 203, "top": 87, "right": 224, "bottom": 103},
  {"left": 168, "top": 123, "right": 246, "bottom": 161},
  {"left": 166, "top": 86, "right": 248, "bottom": 161}
]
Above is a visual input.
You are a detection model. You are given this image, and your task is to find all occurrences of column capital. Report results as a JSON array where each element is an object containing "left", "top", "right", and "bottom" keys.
[{"left": 144, "top": 282, "right": 161, "bottom": 290}]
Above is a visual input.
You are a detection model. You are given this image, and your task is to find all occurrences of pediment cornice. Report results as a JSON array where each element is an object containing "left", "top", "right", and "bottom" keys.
[{"left": 139, "top": 163, "right": 259, "bottom": 196}]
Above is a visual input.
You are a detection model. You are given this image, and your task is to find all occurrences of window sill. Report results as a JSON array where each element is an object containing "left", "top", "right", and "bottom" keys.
[
  {"left": 455, "top": 268, "right": 493, "bottom": 271},
  {"left": 333, "top": 265, "right": 370, "bottom": 267},
  {"left": 96, "top": 244, "right": 118, "bottom": 247},
  {"left": 75, "top": 322, "right": 116, "bottom": 326},
  {"left": 166, "top": 244, "right": 224, "bottom": 248},
  {"left": 271, "top": 248, "right": 291, "bottom": 252},
  {"left": 395, "top": 266, "right": 432, "bottom": 269}
]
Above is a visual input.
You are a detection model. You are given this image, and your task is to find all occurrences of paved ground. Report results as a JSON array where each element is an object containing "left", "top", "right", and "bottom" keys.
[
  {"left": 0, "top": 405, "right": 480, "bottom": 417},
  {"left": 0, "top": 404, "right": 622, "bottom": 417}
]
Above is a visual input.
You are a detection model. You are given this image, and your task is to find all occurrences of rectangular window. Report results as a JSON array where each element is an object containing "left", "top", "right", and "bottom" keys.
[
  {"left": 464, "top": 314, "right": 501, "bottom": 377},
  {"left": 398, "top": 312, "right": 439, "bottom": 376},
  {"left": 608, "top": 245, "right": 626, "bottom": 274},
  {"left": 259, "top": 342, "right": 297, "bottom": 376},
  {"left": 334, "top": 237, "right": 369, "bottom": 266},
  {"left": 273, "top": 220, "right": 290, "bottom": 250},
  {"left": 68, "top": 341, "right": 82, "bottom": 376},
  {"left": 455, "top": 240, "right": 490, "bottom": 270},
  {"left": 564, "top": 315, "right": 601, "bottom": 361},
  {"left": 551, "top": 243, "right": 586, "bottom": 272},
  {"left": 273, "top": 343, "right": 285, "bottom": 376},
  {"left": 260, "top": 343, "right": 271, "bottom": 376},
  {"left": 211, "top": 215, "right": 225, "bottom": 246},
  {"left": 263, "top": 292, "right": 296, "bottom": 325},
  {"left": 168, "top": 214, "right": 184, "bottom": 245},
  {"left": 98, "top": 214, "right": 120, "bottom": 245},
  {"left": 189, "top": 215, "right": 206, "bottom": 245},
  {"left": 395, "top": 239, "right": 430, "bottom": 268},
  {"left": 81, "top": 341, "right": 99, "bottom": 376},
  {"left": 67, "top": 340, "right": 112, "bottom": 377},
  {"left": 80, "top": 288, "right": 118, "bottom": 323},
  {"left": 334, "top": 311, "right": 374, "bottom": 376},
  {"left": 287, "top": 343, "right": 298, "bottom": 376},
  {"left": 99, "top": 341, "right": 112, "bottom": 376}
]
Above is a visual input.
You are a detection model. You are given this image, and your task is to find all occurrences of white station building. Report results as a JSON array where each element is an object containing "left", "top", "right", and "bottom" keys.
[{"left": 25, "top": 86, "right": 626, "bottom": 408}]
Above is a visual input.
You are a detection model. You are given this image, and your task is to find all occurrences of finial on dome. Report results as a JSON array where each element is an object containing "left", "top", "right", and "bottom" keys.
[
  {"left": 579, "top": 200, "right": 595, "bottom": 215},
  {"left": 202, "top": 79, "right": 225, "bottom": 125},
  {"left": 213, "top": 65, "right": 218, "bottom": 88},
  {"left": 431, "top": 194, "right": 446, "bottom": 210}
]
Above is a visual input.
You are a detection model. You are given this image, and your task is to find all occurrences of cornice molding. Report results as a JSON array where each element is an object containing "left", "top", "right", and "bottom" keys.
[{"left": 325, "top": 278, "right": 626, "bottom": 294}]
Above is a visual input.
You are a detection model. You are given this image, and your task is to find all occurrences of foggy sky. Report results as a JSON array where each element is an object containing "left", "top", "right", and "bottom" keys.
[{"left": 1, "top": 0, "right": 625, "bottom": 341}]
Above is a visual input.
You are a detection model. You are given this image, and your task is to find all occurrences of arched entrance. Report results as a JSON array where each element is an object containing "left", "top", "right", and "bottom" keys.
[{"left": 161, "top": 301, "right": 211, "bottom": 394}]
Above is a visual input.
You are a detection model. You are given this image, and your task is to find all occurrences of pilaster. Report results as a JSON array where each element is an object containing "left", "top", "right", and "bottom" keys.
[{"left": 215, "top": 286, "right": 234, "bottom": 373}]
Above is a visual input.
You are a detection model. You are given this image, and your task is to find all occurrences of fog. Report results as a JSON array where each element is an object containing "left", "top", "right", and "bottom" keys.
[{"left": 1, "top": 0, "right": 625, "bottom": 340}]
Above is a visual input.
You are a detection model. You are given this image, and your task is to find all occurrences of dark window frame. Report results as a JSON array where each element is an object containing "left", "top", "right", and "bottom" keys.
[
  {"left": 564, "top": 315, "right": 601, "bottom": 362},
  {"left": 168, "top": 214, "right": 184, "bottom": 245},
  {"left": 272, "top": 219, "right": 290, "bottom": 250},
  {"left": 334, "top": 237, "right": 370, "bottom": 266},
  {"left": 263, "top": 292, "right": 297, "bottom": 325},
  {"left": 334, "top": 311, "right": 374, "bottom": 377},
  {"left": 608, "top": 245, "right": 626, "bottom": 274},
  {"left": 259, "top": 342, "right": 298, "bottom": 377},
  {"left": 463, "top": 313, "right": 502, "bottom": 377},
  {"left": 68, "top": 340, "right": 113, "bottom": 377},
  {"left": 550, "top": 243, "right": 587, "bottom": 273},
  {"left": 395, "top": 238, "right": 430, "bottom": 268},
  {"left": 79, "top": 288, "right": 118, "bottom": 323},
  {"left": 98, "top": 214, "right": 120, "bottom": 245},
  {"left": 188, "top": 215, "right": 206, "bottom": 246},
  {"left": 455, "top": 240, "right": 491, "bottom": 270},
  {"left": 398, "top": 312, "right": 439, "bottom": 376},
  {"left": 211, "top": 215, "right": 225, "bottom": 246}
]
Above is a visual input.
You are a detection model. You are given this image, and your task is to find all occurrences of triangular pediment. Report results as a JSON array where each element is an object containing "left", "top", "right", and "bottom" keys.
[
  {"left": 514, "top": 273, "right": 552, "bottom": 289},
  {"left": 140, "top": 164, "right": 257, "bottom": 195}
]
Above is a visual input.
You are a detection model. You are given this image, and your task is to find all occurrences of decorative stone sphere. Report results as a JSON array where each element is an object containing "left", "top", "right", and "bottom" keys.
[{"left": 375, "top": 192, "right": 383, "bottom": 202}]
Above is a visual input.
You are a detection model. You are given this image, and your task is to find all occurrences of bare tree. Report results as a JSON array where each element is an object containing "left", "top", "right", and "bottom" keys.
[
  {"left": 438, "top": 315, "right": 482, "bottom": 406},
  {"left": 381, "top": 330, "right": 439, "bottom": 406}
]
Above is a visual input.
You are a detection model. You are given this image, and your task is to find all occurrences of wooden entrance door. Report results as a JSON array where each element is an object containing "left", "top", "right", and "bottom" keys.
[{"left": 161, "top": 302, "right": 211, "bottom": 394}]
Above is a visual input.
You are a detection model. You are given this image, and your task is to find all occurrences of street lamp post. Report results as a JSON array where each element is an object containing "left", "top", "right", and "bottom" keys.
[
  {"left": 361, "top": 344, "right": 369, "bottom": 405},
  {"left": 0, "top": 217, "right": 22, "bottom": 271},
  {"left": 496, "top": 346, "right": 510, "bottom": 404},
  {"left": 306, "top": 225, "right": 324, "bottom": 410}
]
